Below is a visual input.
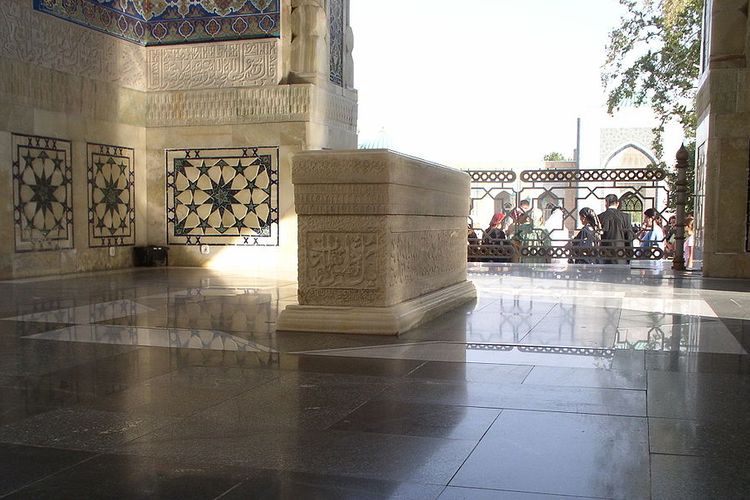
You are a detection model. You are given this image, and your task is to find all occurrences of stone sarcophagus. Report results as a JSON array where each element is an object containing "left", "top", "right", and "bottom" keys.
[{"left": 277, "top": 149, "right": 476, "bottom": 335}]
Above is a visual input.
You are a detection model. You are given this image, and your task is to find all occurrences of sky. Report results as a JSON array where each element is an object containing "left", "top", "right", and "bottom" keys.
[{"left": 350, "top": 0, "right": 641, "bottom": 167}]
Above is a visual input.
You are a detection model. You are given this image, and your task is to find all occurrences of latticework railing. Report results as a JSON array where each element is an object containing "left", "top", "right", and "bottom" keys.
[{"left": 466, "top": 165, "right": 673, "bottom": 262}]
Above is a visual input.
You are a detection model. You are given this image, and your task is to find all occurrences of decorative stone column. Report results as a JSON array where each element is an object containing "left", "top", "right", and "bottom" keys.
[
  {"left": 672, "top": 145, "right": 689, "bottom": 271},
  {"left": 277, "top": 150, "right": 477, "bottom": 335}
]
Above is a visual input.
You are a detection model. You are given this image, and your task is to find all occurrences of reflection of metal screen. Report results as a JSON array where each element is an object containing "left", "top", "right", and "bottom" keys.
[{"left": 620, "top": 192, "right": 643, "bottom": 226}]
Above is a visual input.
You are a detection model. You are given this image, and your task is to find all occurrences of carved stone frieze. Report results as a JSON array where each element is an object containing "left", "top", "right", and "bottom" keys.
[
  {"left": 146, "top": 40, "right": 279, "bottom": 91},
  {"left": 0, "top": 0, "right": 146, "bottom": 90},
  {"left": 295, "top": 184, "right": 389, "bottom": 214},
  {"left": 146, "top": 85, "right": 312, "bottom": 126}
]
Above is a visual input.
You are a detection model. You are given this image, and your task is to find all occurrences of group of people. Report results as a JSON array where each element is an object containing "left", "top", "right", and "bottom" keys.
[{"left": 470, "top": 193, "right": 695, "bottom": 266}]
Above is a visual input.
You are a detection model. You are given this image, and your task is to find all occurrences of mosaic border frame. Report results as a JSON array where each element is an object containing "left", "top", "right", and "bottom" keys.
[
  {"left": 33, "top": 0, "right": 281, "bottom": 46},
  {"left": 166, "top": 146, "right": 279, "bottom": 247},
  {"left": 11, "top": 133, "right": 74, "bottom": 253},
  {"left": 87, "top": 143, "right": 136, "bottom": 248}
]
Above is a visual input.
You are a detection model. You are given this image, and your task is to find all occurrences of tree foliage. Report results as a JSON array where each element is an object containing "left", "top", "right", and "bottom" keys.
[
  {"left": 603, "top": 0, "right": 703, "bottom": 213},
  {"left": 543, "top": 152, "right": 568, "bottom": 162},
  {"left": 602, "top": 0, "right": 703, "bottom": 159}
]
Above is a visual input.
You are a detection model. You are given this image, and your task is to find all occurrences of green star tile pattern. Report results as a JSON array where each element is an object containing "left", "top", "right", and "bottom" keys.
[
  {"left": 11, "top": 134, "right": 74, "bottom": 253},
  {"left": 166, "top": 147, "right": 279, "bottom": 247},
  {"left": 87, "top": 144, "right": 136, "bottom": 248}
]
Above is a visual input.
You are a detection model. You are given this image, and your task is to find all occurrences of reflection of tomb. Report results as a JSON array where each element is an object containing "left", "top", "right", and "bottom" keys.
[{"left": 169, "top": 287, "right": 276, "bottom": 334}]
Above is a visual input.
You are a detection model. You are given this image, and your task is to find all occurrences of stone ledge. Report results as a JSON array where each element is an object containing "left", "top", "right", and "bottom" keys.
[{"left": 277, "top": 280, "right": 477, "bottom": 335}]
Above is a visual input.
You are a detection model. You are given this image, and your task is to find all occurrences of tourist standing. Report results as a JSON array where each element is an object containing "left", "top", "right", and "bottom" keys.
[
  {"left": 568, "top": 207, "right": 602, "bottom": 264},
  {"left": 598, "top": 194, "right": 634, "bottom": 264},
  {"left": 638, "top": 208, "right": 665, "bottom": 250},
  {"left": 684, "top": 214, "right": 695, "bottom": 268}
]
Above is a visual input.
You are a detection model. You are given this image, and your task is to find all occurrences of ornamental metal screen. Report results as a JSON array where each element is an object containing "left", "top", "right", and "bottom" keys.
[{"left": 467, "top": 167, "right": 671, "bottom": 262}]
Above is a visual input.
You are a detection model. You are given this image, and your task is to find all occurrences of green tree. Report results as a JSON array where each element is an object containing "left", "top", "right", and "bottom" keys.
[
  {"left": 543, "top": 152, "right": 568, "bottom": 162},
  {"left": 602, "top": 0, "right": 702, "bottom": 212}
]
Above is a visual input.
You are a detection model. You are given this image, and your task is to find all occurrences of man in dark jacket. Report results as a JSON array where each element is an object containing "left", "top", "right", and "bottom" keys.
[{"left": 598, "top": 194, "right": 634, "bottom": 264}]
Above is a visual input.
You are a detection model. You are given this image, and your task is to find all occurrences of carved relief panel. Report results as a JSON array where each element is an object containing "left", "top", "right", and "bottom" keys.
[
  {"left": 147, "top": 40, "right": 279, "bottom": 91},
  {"left": 11, "top": 134, "right": 74, "bottom": 252},
  {"left": 166, "top": 147, "right": 279, "bottom": 246},
  {"left": 305, "top": 232, "right": 378, "bottom": 289},
  {"left": 87, "top": 143, "right": 136, "bottom": 248}
]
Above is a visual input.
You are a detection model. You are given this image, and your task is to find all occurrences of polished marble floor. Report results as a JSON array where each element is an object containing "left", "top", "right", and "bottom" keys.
[{"left": 1, "top": 263, "right": 749, "bottom": 498}]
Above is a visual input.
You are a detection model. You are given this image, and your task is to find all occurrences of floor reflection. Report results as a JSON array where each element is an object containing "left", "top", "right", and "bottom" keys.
[{"left": 23, "top": 325, "right": 275, "bottom": 353}]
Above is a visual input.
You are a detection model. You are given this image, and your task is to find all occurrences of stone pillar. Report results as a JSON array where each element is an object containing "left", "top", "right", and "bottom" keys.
[
  {"left": 277, "top": 150, "right": 477, "bottom": 335},
  {"left": 696, "top": 0, "right": 750, "bottom": 277}
]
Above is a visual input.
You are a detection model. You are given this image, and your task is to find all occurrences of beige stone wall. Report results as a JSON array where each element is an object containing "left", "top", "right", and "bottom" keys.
[
  {"left": 0, "top": 0, "right": 358, "bottom": 280},
  {"left": 0, "top": 1, "right": 148, "bottom": 279},
  {"left": 696, "top": 0, "right": 750, "bottom": 278}
]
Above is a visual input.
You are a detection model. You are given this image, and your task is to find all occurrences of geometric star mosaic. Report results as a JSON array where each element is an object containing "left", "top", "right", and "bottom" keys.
[
  {"left": 87, "top": 143, "right": 136, "bottom": 248},
  {"left": 11, "top": 134, "right": 74, "bottom": 252},
  {"left": 33, "top": 0, "right": 281, "bottom": 46},
  {"left": 166, "top": 147, "right": 279, "bottom": 246}
]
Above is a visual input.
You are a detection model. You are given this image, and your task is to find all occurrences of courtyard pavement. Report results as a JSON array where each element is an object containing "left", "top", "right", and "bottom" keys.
[{"left": 0, "top": 263, "right": 749, "bottom": 499}]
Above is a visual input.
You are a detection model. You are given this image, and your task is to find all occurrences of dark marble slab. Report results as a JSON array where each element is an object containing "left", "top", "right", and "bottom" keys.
[
  {"left": 450, "top": 410, "right": 649, "bottom": 499},
  {"left": 523, "top": 365, "right": 646, "bottom": 390},
  {"left": 0, "top": 443, "right": 94, "bottom": 497},
  {"left": 223, "top": 469, "right": 444, "bottom": 500},
  {"left": 121, "top": 428, "right": 476, "bottom": 485},
  {"left": 651, "top": 454, "right": 750, "bottom": 500},
  {"left": 4, "top": 453, "right": 251, "bottom": 500},
  {"left": 175, "top": 371, "right": 396, "bottom": 432},
  {"left": 0, "top": 407, "right": 181, "bottom": 452},
  {"left": 407, "top": 361, "right": 532, "bottom": 384},
  {"left": 329, "top": 400, "right": 500, "bottom": 440},
  {"left": 439, "top": 486, "right": 591, "bottom": 499},
  {"left": 649, "top": 417, "right": 750, "bottom": 459},
  {"left": 647, "top": 351, "right": 750, "bottom": 374},
  {"left": 382, "top": 377, "right": 646, "bottom": 416},
  {"left": 279, "top": 353, "right": 424, "bottom": 378},
  {"left": 647, "top": 371, "right": 750, "bottom": 421}
]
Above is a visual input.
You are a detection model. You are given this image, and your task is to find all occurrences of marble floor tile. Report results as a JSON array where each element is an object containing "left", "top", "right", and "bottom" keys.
[
  {"left": 438, "top": 486, "right": 590, "bottom": 499},
  {"left": 4, "top": 453, "right": 249, "bottom": 500},
  {"left": 382, "top": 377, "right": 646, "bottom": 416},
  {"left": 0, "top": 407, "right": 182, "bottom": 452},
  {"left": 222, "top": 469, "right": 445, "bottom": 500},
  {"left": 179, "top": 371, "right": 395, "bottom": 431},
  {"left": 523, "top": 365, "right": 646, "bottom": 390},
  {"left": 647, "top": 371, "right": 750, "bottom": 421},
  {"left": 0, "top": 443, "right": 95, "bottom": 497},
  {"left": 121, "top": 428, "right": 477, "bottom": 485},
  {"left": 407, "top": 361, "right": 532, "bottom": 384},
  {"left": 651, "top": 454, "right": 750, "bottom": 500},
  {"left": 649, "top": 417, "right": 750, "bottom": 459},
  {"left": 450, "top": 410, "right": 649, "bottom": 499},
  {"left": 329, "top": 400, "right": 500, "bottom": 440}
]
